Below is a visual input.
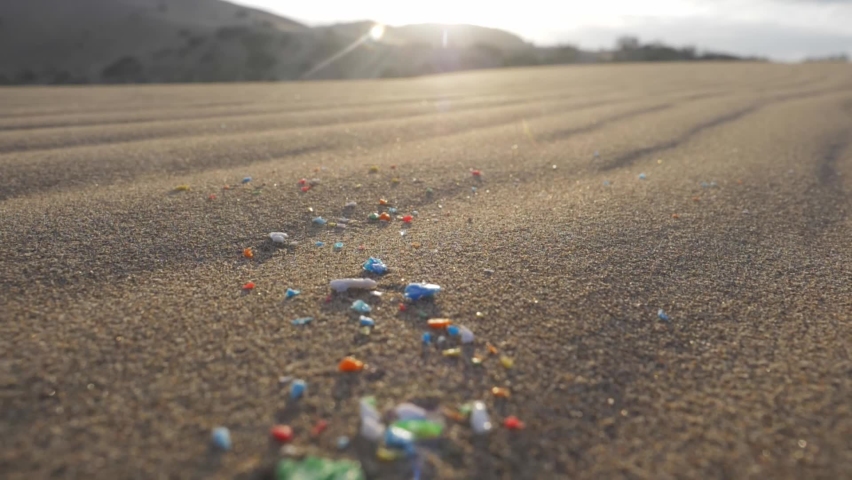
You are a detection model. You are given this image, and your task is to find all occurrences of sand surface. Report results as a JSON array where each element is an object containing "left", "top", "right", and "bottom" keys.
[{"left": 2, "top": 63, "right": 852, "bottom": 479}]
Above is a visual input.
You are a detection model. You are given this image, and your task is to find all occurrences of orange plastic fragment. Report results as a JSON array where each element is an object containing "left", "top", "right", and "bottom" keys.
[
  {"left": 378, "top": 212, "right": 391, "bottom": 221},
  {"left": 427, "top": 319, "right": 452, "bottom": 329},
  {"left": 338, "top": 357, "right": 364, "bottom": 372},
  {"left": 442, "top": 407, "right": 465, "bottom": 422},
  {"left": 491, "top": 387, "right": 511, "bottom": 398},
  {"left": 243, "top": 247, "right": 254, "bottom": 259},
  {"left": 671, "top": 214, "right": 680, "bottom": 219},
  {"left": 242, "top": 282, "right": 255, "bottom": 290},
  {"left": 486, "top": 342, "right": 499, "bottom": 355},
  {"left": 378, "top": 198, "right": 389, "bottom": 205}
]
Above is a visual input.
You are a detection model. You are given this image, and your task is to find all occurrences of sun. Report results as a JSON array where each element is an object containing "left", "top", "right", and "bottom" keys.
[{"left": 369, "top": 24, "right": 385, "bottom": 40}]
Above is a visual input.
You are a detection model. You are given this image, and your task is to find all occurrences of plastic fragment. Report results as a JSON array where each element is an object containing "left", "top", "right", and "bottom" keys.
[
  {"left": 339, "top": 356, "right": 364, "bottom": 372},
  {"left": 437, "top": 335, "right": 446, "bottom": 346},
  {"left": 360, "top": 396, "right": 380, "bottom": 421},
  {"left": 315, "top": 241, "right": 325, "bottom": 247},
  {"left": 330, "top": 278, "right": 378, "bottom": 292},
  {"left": 398, "top": 303, "right": 408, "bottom": 312},
  {"left": 271, "top": 425, "right": 294, "bottom": 443},
  {"left": 242, "top": 177, "right": 251, "bottom": 184},
  {"left": 471, "top": 355, "right": 483, "bottom": 365},
  {"left": 336, "top": 436, "right": 350, "bottom": 450},
  {"left": 459, "top": 326, "right": 475, "bottom": 344},
  {"left": 492, "top": 387, "right": 511, "bottom": 398},
  {"left": 427, "top": 318, "right": 451, "bottom": 329},
  {"left": 447, "top": 325, "right": 460, "bottom": 336},
  {"left": 470, "top": 401, "right": 492, "bottom": 434},
  {"left": 384, "top": 425, "right": 415, "bottom": 450},
  {"left": 658, "top": 309, "right": 670, "bottom": 321},
  {"left": 402, "top": 215, "right": 413, "bottom": 223},
  {"left": 471, "top": 169, "right": 482, "bottom": 176},
  {"left": 290, "top": 379, "right": 306, "bottom": 400},
  {"left": 393, "top": 419, "right": 444, "bottom": 439},
  {"left": 242, "top": 282, "right": 255, "bottom": 290},
  {"left": 298, "top": 178, "right": 307, "bottom": 185},
  {"left": 422, "top": 332, "right": 431, "bottom": 345},
  {"left": 311, "top": 420, "right": 328, "bottom": 437},
  {"left": 638, "top": 173, "right": 647, "bottom": 180},
  {"left": 211, "top": 427, "right": 232, "bottom": 450},
  {"left": 443, "top": 407, "right": 466, "bottom": 422},
  {"left": 376, "top": 446, "right": 403, "bottom": 461},
  {"left": 312, "top": 217, "right": 327, "bottom": 225},
  {"left": 359, "top": 326, "right": 371, "bottom": 336},
  {"left": 360, "top": 417, "right": 385, "bottom": 442},
  {"left": 208, "top": 194, "right": 216, "bottom": 200},
  {"left": 270, "top": 232, "right": 288, "bottom": 244},
  {"left": 300, "top": 185, "right": 311, "bottom": 192},
  {"left": 442, "top": 348, "right": 461, "bottom": 357},
  {"left": 404, "top": 283, "right": 441, "bottom": 301},
  {"left": 487, "top": 342, "right": 499, "bottom": 355},
  {"left": 362, "top": 257, "right": 388, "bottom": 274},
  {"left": 174, "top": 184, "right": 191, "bottom": 192},
  {"left": 394, "top": 402, "right": 427, "bottom": 421},
  {"left": 378, "top": 212, "right": 391, "bottom": 221},
  {"left": 368, "top": 212, "right": 380, "bottom": 221},
  {"left": 333, "top": 242, "right": 344, "bottom": 251},
  {"left": 459, "top": 403, "right": 473, "bottom": 417},
  {"left": 291, "top": 317, "right": 313, "bottom": 326},
  {"left": 359, "top": 315, "right": 375, "bottom": 327},
  {"left": 243, "top": 247, "right": 254, "bottom": 259},
  {"left": 391, "top": 177, "right": 400, "bottom": 184},
  {"left": 500, "top": 356, "right": 514, "bottom": 369},
  {"left": 379, "top": 198, "right": 389, "bottom": 206},
  {"left": 388, "top": 207, "right": 397, "bottom": 214},
  {"left": 369, "top": 165, "right": 379, "bottom": 173},
  {"left": 285, "top": 288, "right": 300, "bottom": 299},
  {"left": 503, "top": 416, "right": 526, "bottom": 430},
  {"left": 350, "top": 300, "right": 372, "bottom": 313},
  {"left": 275, "top": 456, "right": 364, "bottom": 480}
]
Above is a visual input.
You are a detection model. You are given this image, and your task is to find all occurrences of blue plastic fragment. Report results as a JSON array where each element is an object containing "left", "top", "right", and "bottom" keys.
[
  {"left": 211, "top": 427, "right": 232, "bottom": 451},
  {"left": 315, "top": 241, "right": 325, "bottom": 247},
  {"left": 290, "top": 379, "right": 307, "bottom": 399},
  {"left": 388, "top": 207, "right": 398, "bottom": 214},
  {"left": 384, "top": 425, "right": 415, "bottom": 450},
  {"left": 334, "top": 242, "right": 344, "bottom": 251},
  {"left": 285, "top": 288, "right": 300, "bottom": 299},
  {"left": 658, "top": 309, "right": 670, "bottom": 322},
  {"left": 422, "top": 332, "right": 431, "bottom": 345},
  {"left": 241, "top": 177, "right": 251, "bottom": 184},
  {"left": 447, "top": 325, "right": 460, "bottom": 336},
  {"left": 291, "top": 317, "right": 313, "bottom": 326},
  {"left": 336, "top": 436, "right": 350, "bottom": 450},
  {"left": 312, "top": 217, "right": 327, "bottom": 225},
  {"left": 404, "top": 283, "right": 441, "bottom": 301},
  {"left": 638, "top": 173, "right": 647, "bottom": 180},
  {"left": 472, "top": 187, "right": 477, "bottom": 193},
  {"left": 351, "top": 300, "right": 372, "bottom": 313},
  {"left": 362, "top": 257, "right": 388, "bottom": 274},
  {"left": 359, "top": 315, "right": 375, "bottom": 327}
]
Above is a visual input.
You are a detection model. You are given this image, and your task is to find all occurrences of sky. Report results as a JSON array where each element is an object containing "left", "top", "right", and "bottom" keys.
[{"left": 232, "top": 0, "right": 852, "bottom": 61}]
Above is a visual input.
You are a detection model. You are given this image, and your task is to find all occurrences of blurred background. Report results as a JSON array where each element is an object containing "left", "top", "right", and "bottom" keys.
[{"left": 0, "top": 0, "right": 849, "bottom": 85}]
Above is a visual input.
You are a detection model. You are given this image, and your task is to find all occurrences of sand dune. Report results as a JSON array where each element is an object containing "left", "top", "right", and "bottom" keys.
[{"left": 2, "top": 63, "right": 852, "bottom": 479}]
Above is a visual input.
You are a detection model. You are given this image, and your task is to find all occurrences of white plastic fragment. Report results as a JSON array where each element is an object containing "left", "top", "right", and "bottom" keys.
[
  {"left": 394, "top": 402, "right": 427, "bottom": 421},
  {"left": 360, "top": 416, "right": 385, "bottom": 442},
  {"left": 459, "top": 326, "right": 475, "bottom": 344},
  {"left": 270, "top": 232, "right": 288, "bottom": 244},
  {"left": 470, "top": 401, "right": 492, "bottom": 434},
  {"left": 330, "top": 278, "right": 378, "bottom": 292}
]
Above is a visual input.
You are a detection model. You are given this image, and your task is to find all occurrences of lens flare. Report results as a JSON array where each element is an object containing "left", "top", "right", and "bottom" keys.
[{"left": 370, "top": 24, "right": 385, "bottom": 41}]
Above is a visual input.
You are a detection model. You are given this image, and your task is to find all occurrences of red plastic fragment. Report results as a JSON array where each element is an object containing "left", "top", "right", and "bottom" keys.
[
  {"left": 470, "top": 169, "right": 482, "bottom": 176},
  {"left": 311, "top": 420, "right": 328, "bottom": 437},
  {"left": 208, "top": 194, "right": 217, "bottom": 201},
  {"left": 398, "top": 303, "right": 407, "bottom": 312},
  {"left": 271, "top": 425, "right": 294, "bottom": 442},
  {"left": 301, "top": 186, "right": 311, "bottom": 192},
  {"left": 503, "top": 416, "right": 525, "bottom": 430},
  {"left": 298, "top": 178, "right": 307, "bottom": 185},
  {"left": 242, "top": 282, "right": 255, "bottom": 290},
  {"left": 402, "top": 215, "right": 413, "bottom": 223}
]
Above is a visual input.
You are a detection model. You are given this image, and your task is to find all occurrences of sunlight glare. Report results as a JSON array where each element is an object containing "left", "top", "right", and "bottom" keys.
[{"left": 369, "top": 24, "right": 385, "bottom": 40}]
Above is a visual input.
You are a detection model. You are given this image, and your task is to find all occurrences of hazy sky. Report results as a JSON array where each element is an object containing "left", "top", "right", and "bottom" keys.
[{"left": 233, "top": 0, "right": 852, "bottom": 60}]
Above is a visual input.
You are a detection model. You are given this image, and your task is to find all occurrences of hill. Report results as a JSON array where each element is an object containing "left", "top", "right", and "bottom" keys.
[{"left": 0, "top": 0, "right": 759, "bottom": 84}]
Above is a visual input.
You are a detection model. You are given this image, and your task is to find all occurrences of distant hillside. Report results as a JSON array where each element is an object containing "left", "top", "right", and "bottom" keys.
[{"left": 0, "top": 0, "right": 760, "bottom": 85}]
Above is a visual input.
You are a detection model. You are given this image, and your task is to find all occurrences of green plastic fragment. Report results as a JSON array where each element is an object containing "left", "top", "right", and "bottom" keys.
[
  {"left": 458, "top": 403, "right": 473, "bottom": 418},
  {"left": 276, "top": 456, "right": 364, "bottom": 480},
  {"left": 392, "top": 419, "right": 444, "bottom": 439}
]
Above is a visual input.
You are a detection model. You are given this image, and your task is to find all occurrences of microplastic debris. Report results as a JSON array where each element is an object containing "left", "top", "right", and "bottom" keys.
[
  {"left": 402, "top": 215, "right": 413, "bottom": 223},
  {"left": 379, "top": 212, "right": 391, "bottom": 221},
  {"left": 270, "top": 425, "right": 293, "bottom": 443},
  {"left": 333, "top": 242, "right": 344, "bottom": 251},
  {"left": 379, "top": 198, "right": 389, "bottom": 206},
  {"left": 315, "top": 241, "right": 325, "bottom": 247},
  {"left": 311, "top": 420, "right": 328, "bottom": 437},
  {"left": 360, "top": 396, "right": 380, "bottom": 422},
  {"left": 404, "top": 283, "right": 441, "bottom": 301},
  {"left": 339, "top": 356, "right": 364, "bottom": 372},
  {"left": 242, "top": 177, "right": 251, "bottom": 184},
  {"left": 270, "top": 232, "right": 288, "bottom": 244},
  {"left": 242, "top": 282, "right": 255, "bottom": 290},
  {"left": 422, "top": 332, "right": 432, "bottom": 345},
  {"left": 330, "top": 278, "right": 378, "bottom": 292},
  {"left": 442, "top": 348, "right": 461, "bottom": 357},
  {"left": 359, "top": 316, "right": 375, "bottom": 327},
  {"left": 243, "top": 247, "right": 253, "bottom": 259},
  {"left": 471, "top": 169, "right": 482, "bottom": 176},
  {"left": 503, "top": 416, "right": 526, "bottom": 430},
  {"left": 393, "top": 419, "right": 444, "bottom": 439},
  {"left": 275, "top": 457, "right": 364, "bottom": 480},
  {"left": 471, "top": 401, "right": 492, "bottom": 434},
  {"left": 427, "top": 319, "right": 451, "bottom": 329},
  {"left": 384, "top": 425, "right": 415, "bottom": 451},
  {"left": 394, "top": 403, "right": 427, "bottom": 421},
  {"left": 459, "top": 326, "right": 475, "bottom": 344},
  {"left": 500, "top": 356, "right": 514, "bottom": 369},
  {"left": 491, "top": 387, "right": 511, "bottom": 398},
  {"left": 285, "top": 288, "right": 300, "bottom": 299},
  {"left": 290, "top": 379, "right": 306, "bottom": 400},
  {"left": 211, "top": 427, "right": 231, "bottom": 450},
  {"left": 388, "top": 207, "right": 397, "bottom": 214},
  {"left": 312, "top": 217, "right": 327, "bottom": 225},
  {"left": 370, "top": 290, "right": 383, "bottom": 297},
  {"left": 638, "top": 173, "right": 647, "bottom": 180},
  {"left": 336, "top": 436, "right": 350, "bottom": 449},
  {"left": 362, "top": 257, "right": 388, "bottom": 274},
  {"left": 174, "top": 184, "right": 191, "bottom": 192},
  {"left": 369, "top": 165, "right": 379, "bottom": 173},
  {"left": 412, "top": 210, "right": 419, "bottom": 216},
  {"left": 447, "top": 325, "right": 460, "bottom": 336},
  {"left": 658, "top": 309, "right": 670, "bottom": 321},
  {"left": 368, "top": 212, "right": 380, "bottom": 220},
  {"left": 351, "top": 300, "right": 372, "bottom": 313},
  {"left": 291, "top": 317, "right": 313, "bottom": 326},
  {"left": 298, "top": 178, "right": 307, "bottom": 185},
  {"left": 376, "top": 446, "right": 403, "bottom": 461}
]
